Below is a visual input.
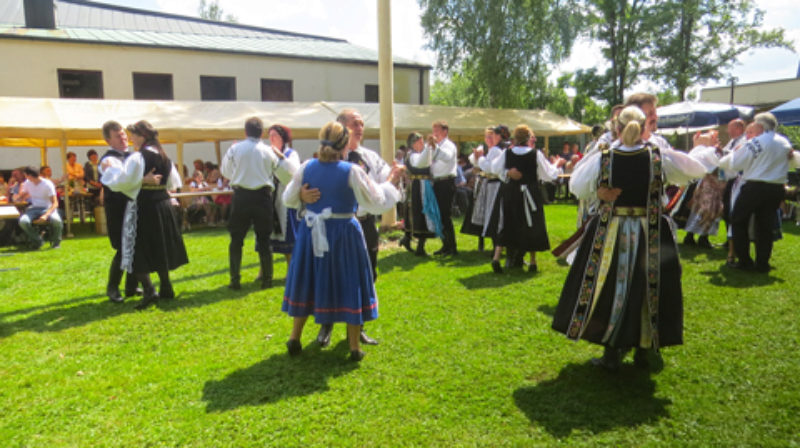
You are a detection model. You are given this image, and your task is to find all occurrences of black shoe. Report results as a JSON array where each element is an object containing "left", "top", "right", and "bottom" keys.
[
  {"left": 729, "top": 261, "right": 755, "bottom": 271},
  {"left": 682, "top": 234, "right": 695, "bottom": 245},
  {"left": 107, "top": 287, "right": 124, "bottom": 303},
  {"left": 360, "top": 329, "right": 379, "bottom": 345},
  {"left": 433, "top": 248, "right": 448, "bottom": 256},
  {"left": 228, "top": 281, "right": 241, "bottom": 290},
  {"left": 125, "top": 287, "right": 143, "bottom": 297},
  {"left": 316, "top": 324, "right": 333, "bottom": 348},
  {"left": 491, "top": 259, "right": 503, "bottom": 274},
  {"left": 590, "top": 347, "right": 622, "bottom": 372},
  {"left": 286, "top": 339, "right": 302, "bottom": 357},
  {"left": 754, "top": 264, "right": 773, "bottom": 273},
  {"left": 634, "top": 348, "right": 664, "bottom": 373},
  {"left": 350, "top": 350, "right": 365, "bottom": 362},
  {"left": 399, "top": 236, "right": 413, "bottom": 253},
  {"left": 159, "top": 287, "right": 175, "bottom": 300},
  {"left": 528, "top": 263, "right": 538, "bottom": 273},
  {"left": 414, "top": 247, "right": 428, "bottom": 257},
  {"left": 697, "top": 236, "right": 712, "bottom": 249},
  {"left": 259, "top": 278, "right": 272, "bottom": 289},
  {"left": 135, "top": 293, "right": 160, "bottom": 310}
]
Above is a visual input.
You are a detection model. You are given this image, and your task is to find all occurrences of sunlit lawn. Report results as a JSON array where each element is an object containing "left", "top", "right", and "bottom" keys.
[{"left": 1, "top": 203, "right": 798, "bottom": 446}]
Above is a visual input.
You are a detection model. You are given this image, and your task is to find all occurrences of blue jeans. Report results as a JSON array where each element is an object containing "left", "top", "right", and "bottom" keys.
[{"left": 18, "top": 206, "right": 63, "bottom": 247}]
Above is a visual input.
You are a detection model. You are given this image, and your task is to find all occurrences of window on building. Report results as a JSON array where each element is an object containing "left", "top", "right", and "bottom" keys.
[
  {"left": 261, "top": 79, "right": 293, "bottom": 102},
  {"left": 58, "top": 69, "right": 103, "bottom": 98},
  {"left": 133, "top": 73, "right": 174, "bottom": 100},
  {"left": 365, "top": 84, "right": 379, "bottom": 103},
  {"left": 200, "top": 76, "right": 236, "bottom": 101}
]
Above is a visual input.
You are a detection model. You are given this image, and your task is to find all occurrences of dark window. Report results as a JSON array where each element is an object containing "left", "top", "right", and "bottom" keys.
[
  {"left": 133, "top": 72, "right": 173, "bottom": 100},
  {"left": 200, "top": 76, "right": 236, "bottom": 101},
  {"left": 365, "top": 84, "right": 379, "bottom": 103},
  {"left": 261, "top": 79, "right": 293, "bottom": 102},
  {"left": 58, "top": 69, "right": 103, "bottom": 98}
]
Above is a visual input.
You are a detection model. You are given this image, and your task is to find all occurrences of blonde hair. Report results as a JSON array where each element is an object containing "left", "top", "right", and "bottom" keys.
[
  {"left": 617, "top": 106, "right": 646, "bottom": 147},
  {"left": 512, "top": 124, "right": 532, "bottom": 146},
  {"left": 318, "top": 121, "right": 349, "bottom": 162}
]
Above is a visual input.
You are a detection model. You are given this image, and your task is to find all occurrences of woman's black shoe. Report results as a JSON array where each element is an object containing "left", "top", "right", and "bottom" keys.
[
  {"left": 528, "top": 263, "right": 538, "bottom": 273},
  {"left": 350, "top": 350, "right": 365, "bottom": 362},
  {"left": 491, "top": 259, "right": 503, "bottom": 274},
  {"left": 135, "top": 293, "right": 160, "bottom": 310},
  {"left": 286, "top": 339, "right": 302, "bottom": 356},
  {"left": 399, "top": 236, "right": 413, "bottom": 253}
]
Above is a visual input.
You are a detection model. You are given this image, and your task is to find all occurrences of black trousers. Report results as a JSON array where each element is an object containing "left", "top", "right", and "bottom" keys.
[
  {"left": 731, "top": 181, "right": 784, "bottom": 268},
  {"left": 228, "top": 187, "right": 273, "bottom": 282},
  {"left": 359, "top": 215, "right": 379, "bottom": 281},
  {"left": 433, "top": 177, "right": 457, "bottom": 252},
  {"left": 104, "top": 193, "right": 137, "bottom": 292}
]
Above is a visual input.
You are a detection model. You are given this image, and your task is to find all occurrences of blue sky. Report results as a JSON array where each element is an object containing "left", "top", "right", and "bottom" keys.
[{"left": 97, "top": 0, "right": 800, "bottom": 93}]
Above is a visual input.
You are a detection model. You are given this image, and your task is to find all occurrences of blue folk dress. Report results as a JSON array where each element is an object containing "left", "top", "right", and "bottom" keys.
[{"left": 282, "top": 159, "right": 379, "bottom": 325}]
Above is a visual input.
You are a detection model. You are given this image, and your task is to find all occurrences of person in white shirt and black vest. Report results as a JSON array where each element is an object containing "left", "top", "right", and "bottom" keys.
[
  {"left": 719, "top": 112, "right": 800, "bottom": 273},
  {"left": 427, "top": 120, "right": 459, "bottom": 256},
  {"left": 221, "top": 117, "right": 295, "bottom": 290}
]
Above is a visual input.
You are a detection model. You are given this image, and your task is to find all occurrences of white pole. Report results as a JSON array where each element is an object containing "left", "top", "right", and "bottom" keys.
[{"left": 378, "top": 0, "right": 396, "bottom": 228}]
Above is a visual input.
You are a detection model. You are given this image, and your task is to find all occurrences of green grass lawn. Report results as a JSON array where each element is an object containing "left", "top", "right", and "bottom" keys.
[{"left": 1, "top": 204, "right": 798, "bottom": 447}]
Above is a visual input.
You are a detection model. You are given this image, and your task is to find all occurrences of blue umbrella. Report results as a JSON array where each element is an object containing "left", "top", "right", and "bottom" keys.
[
  {"left": 656, "top": 101, "right": 752, "bottom": 129},
  {"left": 770, "top": 97, "right": 800, "bottom": 126}
]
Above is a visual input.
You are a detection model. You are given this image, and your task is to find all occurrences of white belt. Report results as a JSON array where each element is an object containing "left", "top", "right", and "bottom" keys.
[{"left": 303, "top": 207, "right": 354, "bottom": 257}]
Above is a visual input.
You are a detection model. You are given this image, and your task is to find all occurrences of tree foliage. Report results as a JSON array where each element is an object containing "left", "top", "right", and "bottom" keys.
[
  {"left": 419, "top": 0, "right": 581, "bottom": 109},
  {"left": 647, "top": 0, "right": 791, "bottom": 100},
  {"left": 198, "top": 0, "right": 237, "bottom": 23}
]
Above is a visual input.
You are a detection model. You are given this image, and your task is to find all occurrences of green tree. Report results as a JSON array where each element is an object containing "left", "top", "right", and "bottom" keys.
[
  {"left": 419, "top": 0, "right": 581, "bottom": 109},
  {"left": 648, "top": 0, "right": 791, "bottom": 100},
  {"left": 198, "top": 0, "right": 237, "bottom": 23}
]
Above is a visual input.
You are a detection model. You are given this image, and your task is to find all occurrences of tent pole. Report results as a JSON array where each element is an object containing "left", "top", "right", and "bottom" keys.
[
  {"left": 214, "top": 140, "right": 221, "bottom": 166},
  {"left": 40, "top": 144, "right": 47, "bottom": 166},
  {"left": 60, "top": 138, "right": 73, "bottom": 238},
  {"left": 378, "top": 0, "right": 396, "bottom": 228},
  {"left": 176, "top": 140, "right": 184, "bottom": 183}
]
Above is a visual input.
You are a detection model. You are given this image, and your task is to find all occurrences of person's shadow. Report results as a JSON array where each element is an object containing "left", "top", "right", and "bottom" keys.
[
  {"left": 201, "top": 340, "right": 358, "bottom": 413},
  {"left": 513, "top": 363, "right": 671, "bottom": 437}
]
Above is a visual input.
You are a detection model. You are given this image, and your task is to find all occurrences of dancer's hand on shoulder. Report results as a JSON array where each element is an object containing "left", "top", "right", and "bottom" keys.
[{"left": 300, "top": 183, "right": 320, "bottom": 204}]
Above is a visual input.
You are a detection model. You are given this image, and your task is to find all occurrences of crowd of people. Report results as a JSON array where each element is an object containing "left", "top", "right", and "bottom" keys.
[{"left": 4, "top": 95, "right": 798, "bottom": 367}]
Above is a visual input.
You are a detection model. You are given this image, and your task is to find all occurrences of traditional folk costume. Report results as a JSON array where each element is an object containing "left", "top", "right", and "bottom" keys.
[
  {"left": 683, "top": 145, "right": 726, "bottom": 241},
  {"left": 552, "top": 140, "right": 705, "bottom": 366},
  {"left": 101, "top": 147, "right": 188, "bottom": 298},
  {"left": 282, "top": 159, "right": 400, "bottom": 325},
  {"left": 403, "top": 147, "right": 441, "bottom": 255},
  {"left": 270, "top": 147, "right": 301, "bottom": 255},
  {"left": 494, "top": 146, "right": 559, "bottom": 258},
  {"left": 463, "top": 145, "right": 505, "bottom": 241}
]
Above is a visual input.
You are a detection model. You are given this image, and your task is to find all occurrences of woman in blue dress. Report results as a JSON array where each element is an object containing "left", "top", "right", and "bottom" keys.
[{"left": 281, "top": 121, "right": 402, "bottom": 361}]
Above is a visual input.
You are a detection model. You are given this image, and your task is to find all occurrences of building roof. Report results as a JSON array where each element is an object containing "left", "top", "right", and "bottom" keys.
[{"left": 0, "top": 0, "right": 430, "bottom": 68}]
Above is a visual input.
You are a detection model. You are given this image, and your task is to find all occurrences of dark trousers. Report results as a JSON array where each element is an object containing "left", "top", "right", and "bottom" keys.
[
  {"left": 359, "top": 215, "right": 379, "bottom": 281},
  {"left": 105, "top": 194, "right": 137, "bottom": 293},
  {"left": 228, "top": 187, "right": 274, "bottom": 283},
  {"left": 731, "top": 181, "right": 784, "bottom": 268},
  {"left": 434, "top": 178, "right": 457, "bottom": 252}
]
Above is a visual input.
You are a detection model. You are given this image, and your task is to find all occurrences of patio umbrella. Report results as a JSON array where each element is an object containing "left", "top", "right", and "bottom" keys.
[
  {"left": 770, "top": 97, "right": 800, "bottom": 126},
  {"left": 656, "top": 101, "right": 753, "bottom": 129}
]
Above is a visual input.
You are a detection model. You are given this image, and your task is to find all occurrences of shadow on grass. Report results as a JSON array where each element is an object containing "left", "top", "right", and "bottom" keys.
[
  {"left": 378, "top": 250, "right": 490, "bottom": 274},
  {"left": 537, "top": 303, "right": 557, "bottom": 318},
  {"left": 202, "top": 340, "right": 358, "bottom": 412},
  {"left": 513, "top": 362, "right": 670, "bottom": 437},
  {"left": 780, "top": 222, "right": 800, "bottom": 236},
  {"left": 677, "top": 244, "right": 728, "bottom": 262},
  {"left": 458, "top": 270, "right": 533, "bottom": 290},
  {"left": 700, "top": 267, "right": 784, "bottom": 287}
]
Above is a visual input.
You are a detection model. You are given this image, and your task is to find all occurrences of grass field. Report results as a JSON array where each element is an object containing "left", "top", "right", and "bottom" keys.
[{"left": 1, "top": 203, "right": 798, "bottom": 447}]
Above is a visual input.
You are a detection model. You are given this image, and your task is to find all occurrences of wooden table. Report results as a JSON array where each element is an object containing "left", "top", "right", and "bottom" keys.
[{"left": 0, "top": 205, "right": 20, "bottom": 220}]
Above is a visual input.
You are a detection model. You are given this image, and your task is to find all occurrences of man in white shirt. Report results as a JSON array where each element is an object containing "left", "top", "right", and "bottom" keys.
[
  {"left": 430, "top": 120, "right": 459, "bottom": 256},
  {"left": 720, "top": 112, "right": 800, "bottom": 272},
  {"left": 17, "top": 166, "right": 62, "bottom": 249},
  {"left": 221, "top": 117, "right": 291, "bottom": 290}
]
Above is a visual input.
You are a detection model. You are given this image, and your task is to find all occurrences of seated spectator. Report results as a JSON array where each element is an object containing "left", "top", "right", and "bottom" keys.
[
  {"left": 65, "top": 151, "right": 85, "bottom": 188},
  {"left": 0, "top": 173, "right": 7, "bottom": 199},
  {"left": 192, "top": 159, "right": 205, "bottom": 180},
  {"left": 8, "top": 169, "right": 25, "bottom": 201},
  {"left": 188, "top": 170, "right": 216, "bottom": 226},
  {"left": 17, "top": 166, "right": 62, "bottom": 249},
  {"left": 205, "top": 161, "right": 221, "bottom": 184}
]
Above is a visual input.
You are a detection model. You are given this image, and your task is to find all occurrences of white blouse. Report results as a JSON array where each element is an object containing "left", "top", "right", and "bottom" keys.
[
  {"left": 100, "top": 147, "right": 182, "bottom": 200},
  {"left": 283, "top": 160, "right": 400, "bottom": 216},
  {"left": 491, "top": 146, "right": 560, "bottom": 183},
  {"left": 569, "top": 140, "right": 706, "bottom": 201}
]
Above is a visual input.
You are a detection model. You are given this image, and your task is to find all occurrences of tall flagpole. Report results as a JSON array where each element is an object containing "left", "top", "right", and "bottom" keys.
[{"left": 378, "top": 0, "right": 396, "bottom": 227}]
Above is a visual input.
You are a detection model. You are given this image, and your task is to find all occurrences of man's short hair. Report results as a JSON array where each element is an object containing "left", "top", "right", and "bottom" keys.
[
  {"left": 24, "top": 166, "right": 39, "bottom": 177},
  {"left": 102, "top": 120, "right": 123, "bottom": 141},
  {"left": 87, "top": 149, "right": 98, "bottom": 158},
  {"left": 754, "top": 112, "right": 778, "bottom": 132},
  {"left": 244, "top": 117, "right": 264, "bottom": 138},
  {"left": 433, "top": 120, "right": 449, "bottom": 132},
  {"left": 624, "top": 93, "right": 658, "bottom": 109},
  {"left": 728, "top": 118, "right": 745, "bottom": 132},
  {"left": 336, "top": 108, "right": 359, "bottom": 127}
]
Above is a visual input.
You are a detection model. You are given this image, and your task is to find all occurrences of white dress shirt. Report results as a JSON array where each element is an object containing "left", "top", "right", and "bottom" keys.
[
  {"left": 492, "top": 146, "right": 560, "bottom": 183},
  {"left": 100, "top": 147, "right": 182, "bottom": 200},
  {"left": 420, "top": 137, "right": 458, "bottom": 179},
  {"left": 221, "top": 137, "right": 287, "bottom": 190},
  {"left": 718, "top": 131, "right": 800, "bottom": 184}
]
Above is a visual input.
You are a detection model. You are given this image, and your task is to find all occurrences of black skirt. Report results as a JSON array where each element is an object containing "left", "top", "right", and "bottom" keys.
[{"left": 133, "top": 197, "right": 189, "bottom": 273}]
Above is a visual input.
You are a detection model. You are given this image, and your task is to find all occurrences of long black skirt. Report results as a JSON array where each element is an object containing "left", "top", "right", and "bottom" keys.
[
  {"left": 133, "top": 198, "right": 189, "bottom": 273},
  {"left": 405, "top": 179, "right": 436, "bottom": 238},
  {"left": 551, "top": 214, "right": 683, "bottom": 349}
]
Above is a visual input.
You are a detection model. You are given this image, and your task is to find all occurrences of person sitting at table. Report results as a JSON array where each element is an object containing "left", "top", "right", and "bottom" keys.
[
  {"left": 188, "top": 170, "right": 216, "bottom": 226},
  {"left": 0, "top": 173, "right": 7, "bottom": 200},
  {"left": 17, "top": 166, "right": 62, "bottom": 250},
  {"left": 84, "top": 149, "right": 102, "bottom": 206},
  {"left": 65, "top": 152, "right": 85, "bottom": 188}
]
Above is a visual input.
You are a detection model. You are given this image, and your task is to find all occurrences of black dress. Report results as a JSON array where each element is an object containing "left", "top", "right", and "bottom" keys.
[
  {"left": 552, "top": 145, "right": 683, "bottom": 350},
  {"left": 496, "top": 148, "right": 550, "bottom": 252},
  {"left": 130, "top": 148, "right": 188, "bottom": 273},
  {"left": 404, "top": 153, "right": 437, "bottom": 239}
]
